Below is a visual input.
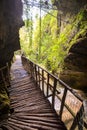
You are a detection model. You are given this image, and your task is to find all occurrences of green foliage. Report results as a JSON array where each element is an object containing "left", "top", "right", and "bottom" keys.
[
  {"left": 69, "top": 9, "right": 87, "bottom": 47},
  {"left": 20, "top": 8, "right": 87, "bottom": 74}
]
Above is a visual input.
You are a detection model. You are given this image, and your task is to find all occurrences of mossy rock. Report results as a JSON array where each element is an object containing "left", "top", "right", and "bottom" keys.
[
  {"left": 0, "top": 83, "right": 10, "bottom": 116},
  {"left": 0, "top": 101, "right": 10, "bottom": 115}
]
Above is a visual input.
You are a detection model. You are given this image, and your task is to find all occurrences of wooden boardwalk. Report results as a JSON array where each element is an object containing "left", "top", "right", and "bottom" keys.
[{"left": 0, "top": 56, "right": 67, "bottom": 130}]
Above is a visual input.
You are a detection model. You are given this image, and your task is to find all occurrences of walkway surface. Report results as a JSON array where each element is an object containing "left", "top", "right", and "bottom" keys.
[{"left": 0, "top": 56, "right": 67, "bottom": 130}]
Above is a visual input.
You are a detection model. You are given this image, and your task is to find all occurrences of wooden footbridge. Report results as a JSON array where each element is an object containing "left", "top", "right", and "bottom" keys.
[{"left": 0, "top": 55, "right": 87, "bottom": 130}]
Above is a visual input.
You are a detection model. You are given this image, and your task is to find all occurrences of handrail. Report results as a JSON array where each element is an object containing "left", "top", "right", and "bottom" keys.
[{"left": 21, "top": 55, "right": 87, "bottom": 130}]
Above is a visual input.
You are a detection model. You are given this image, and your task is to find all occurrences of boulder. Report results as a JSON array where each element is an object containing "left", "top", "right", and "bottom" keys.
[{"left": 59, "top": 37, "right": 87, "bottom": 91}]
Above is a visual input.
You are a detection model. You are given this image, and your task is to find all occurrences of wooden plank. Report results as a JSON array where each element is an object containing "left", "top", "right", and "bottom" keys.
[
  {"left": 8, "top": 124, "right": 22, "bottom": 130},
  {"left": 0, "top": 125, "right": 14, "bottom": 130},
  {"left": 8, "top": 118, "right": 64, "bottom": 130},
  {"left": 8, "top": 121, "right": 37, "bottom": 130}
]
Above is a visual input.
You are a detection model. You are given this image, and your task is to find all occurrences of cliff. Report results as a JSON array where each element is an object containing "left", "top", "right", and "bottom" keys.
[
  {"left": 51, "top": 0, "right": 87, "bottom": 91},
  {"left": 0, "top": 0, "right": 23, "bottom": 117},
  {"left": 0, "top": 0, "right": 23, "bottom": 66}
]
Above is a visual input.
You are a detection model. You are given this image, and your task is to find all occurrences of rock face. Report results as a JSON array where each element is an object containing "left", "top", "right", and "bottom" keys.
[
  {"left": 52, "top": 0, "right": 87, "bottom": 14},
  {"left": 52, "top": 0, "right": 87, "bottom": 91},
  {"left": 60, "top": 37, "right": 87, "bottom": 91},
  {"left": 0, "top": 0, "right": 23, "bottom": 117},
  {"left": 52, "top": 0, "right": 87, "bottom": 32},
  {"left": 0, "top": 0, "right": 23, "bottom": 67}
]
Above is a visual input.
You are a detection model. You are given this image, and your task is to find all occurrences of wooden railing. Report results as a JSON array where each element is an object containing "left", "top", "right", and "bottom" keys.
[{"left": 21, "top": 55, "right": 87, "bottom": 130}]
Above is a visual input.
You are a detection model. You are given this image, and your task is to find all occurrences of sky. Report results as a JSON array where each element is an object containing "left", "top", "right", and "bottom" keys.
[{"left": 22, "top": 0, "right": 52, "bottom": 20}]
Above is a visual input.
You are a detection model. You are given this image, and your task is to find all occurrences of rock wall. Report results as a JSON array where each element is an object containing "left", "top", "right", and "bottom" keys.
[
  {"left": 0, "top": 0, "right": 23, "bottom": 117},
  {"left": 52, "top": 0, "right": 87, "bottom": 91},
  {"left": 52, "top": 0, "right": 87, "bottom": 14},
  {"left": 60, "top": 37, "right": 87, "bottom": 91},
  {"left": 0, "top": 0, "right": 24, "bottom": 67},
  {"left": 52, "top": 0, "right": 87, "bottom": 32}
]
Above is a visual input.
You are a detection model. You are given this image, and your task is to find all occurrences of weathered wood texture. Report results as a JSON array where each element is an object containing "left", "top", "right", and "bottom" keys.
[{"left": 0, "top": 56, "right": 67, "bottom": 130}]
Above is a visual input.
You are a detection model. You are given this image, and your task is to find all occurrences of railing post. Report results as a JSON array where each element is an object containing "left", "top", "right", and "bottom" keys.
[
  {"left": 47, "top": 73, "right": 49, "bottom": 97},
  {"left": 38, "top": 67, "right": 40, "bottom": 87},
  {"left": 52, "top": 78, "right": 57, "bottom": 109},
  {"left": 42, "top": 69, "right": 44, "bottom": 92},
  {"left": 32, "top": 62, "right": 34, "bottom": 78},
  {"left": 78, "top": 105, "right": 84, "bottom": 130},
  {"left": 6, "top": 63, "right": 10, "bottom": 86},
  {"left": 70, "top": 104, "right": 84, "bottom": 130},
  {"left": 35, "top": 65, "right": 37, "bottom": 86},
  {"left": 59, "top": 87, "right": 67, "bottom": 119}
]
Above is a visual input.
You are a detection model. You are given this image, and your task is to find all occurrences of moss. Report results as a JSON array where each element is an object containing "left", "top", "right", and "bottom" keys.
[
  {"left": 44, "top": 8, "right": 87, "bottom": 74},
  {"left": 69, "top": 9, "right": 87, "bottom": 46},
  {"left": 59, "top": 8, "right": 87, "bottom": 91},
  {"left": 0, "top": 83, "right": 10, "bottom": 116}
]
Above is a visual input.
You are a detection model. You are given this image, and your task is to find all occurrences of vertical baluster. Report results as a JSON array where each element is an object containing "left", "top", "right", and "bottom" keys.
[
  {"left": 52, "top": 78, "right": 57, "bottom": 109},
  {"left": 38, "top": 67, "right": 40, "bottom": 87},
  {"left": 35, "top": 65, "right": 37, "bottom": 86},
  {"left": 47, "top": 73, "right": 49, "bottom": 97},
  {"left": 30, "top": 61, "right": 33, "bottom": 77},
  {"left": 42, "top": 69, "right": 44, "bottom": 92},
  {"left": 78, "top": 105, "right": 84, "bottom": 130},
  {"left": 70, "top": 104, "right": 84, "bottom": 130},
  {"left": 6, "top": 63, "right": 10, "bottom": 86},
  {"left": 59, "top": 87, "right": 67, "bottom": 119},
  {"left": 33, "top": 64, "right": 35, "bottom": 80},
  {"left": 32, "top": 62, "right": 34, "bottom": 78}
]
